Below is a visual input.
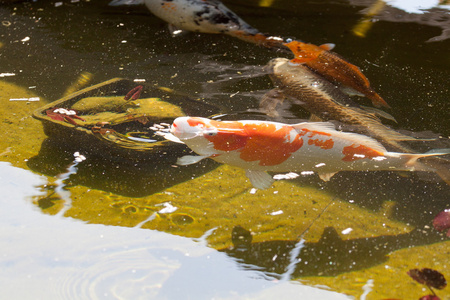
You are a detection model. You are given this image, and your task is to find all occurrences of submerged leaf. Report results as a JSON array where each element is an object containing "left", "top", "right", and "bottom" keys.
[
  {"left": 433, "top": 209, "right": 450, "bottom": 237},
  {"left": 46, "top": 109, "right": 65, "bottom": 122},
  {"left": 408, "top": 268, "right": 447, "bottom": 290},
  {"left": 419, "top": 295, "right": 441, "bottom": 300},
  {"left": 124, "top": 85, "right": 143, "bottom": 100}
]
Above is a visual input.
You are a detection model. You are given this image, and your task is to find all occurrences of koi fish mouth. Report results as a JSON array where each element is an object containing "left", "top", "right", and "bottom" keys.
[
  {"left": 264, "top": 58, "right": 281, "bottom": 74},
  {"left": 171, "top": 117, "right": 205, "bottom": 140}
]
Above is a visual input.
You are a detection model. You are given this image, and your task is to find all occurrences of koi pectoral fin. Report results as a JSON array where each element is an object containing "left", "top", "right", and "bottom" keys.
[
  {"left": 245, "top": 170, "right": 274, "bottom": 190},
  {"left": 260, "top": 88, "right": 286, "bottom": 118},
  {"left": 177, "top": 155, "right": 211, "bottom": 166}
]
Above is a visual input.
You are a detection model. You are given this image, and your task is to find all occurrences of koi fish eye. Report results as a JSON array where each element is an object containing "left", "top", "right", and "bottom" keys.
[{"left": 203, "top": 128, "right": 218, "bottom": 137}]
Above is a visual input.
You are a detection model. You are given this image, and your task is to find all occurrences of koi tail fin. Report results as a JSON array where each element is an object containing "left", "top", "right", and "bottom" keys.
[
  {"left": 228, "top": 30, "right": 285, "bottom": 50},
  {"left": 406, "top": 149, "right": 450, "bottom": 185},
  {"left": 429, "top": 159, "right": 450, "bottom": 185}
]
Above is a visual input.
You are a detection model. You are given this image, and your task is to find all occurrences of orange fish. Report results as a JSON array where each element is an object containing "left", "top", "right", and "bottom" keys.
[
  {"left": 284, "top": 40, "right": 390, "bottom": 108},
  {"left": 169, "top": 117, "right": 449, "bottom": 189}
]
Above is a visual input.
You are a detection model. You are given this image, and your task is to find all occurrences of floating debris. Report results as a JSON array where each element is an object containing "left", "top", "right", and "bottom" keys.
[
  {"left": 46, "top": 107, "right": 85, "bottom": 125},
  {"left": 9, "top": 97, "right": 40, "bottom": 101},
  {"left": 0, "top": 72, "right": 15, "bottom": 77},
  {"left": 273, "top": 172, "right": 299, "bottom": 180},
  {"left": 157, "top": 202, "right": 178, "bottom": 214},
  {"left": 73, "top": 151, "right": 86, "bottom": 163},
  {"left": 341, "top": 228, "right": 353, "bottom": 235},
  {"left": 270, "top": 210, "right": 283, "bottom": 216}
]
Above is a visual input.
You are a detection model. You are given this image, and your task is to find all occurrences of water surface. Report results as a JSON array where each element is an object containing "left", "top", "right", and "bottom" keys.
[{"left": 0, "top": 0, "right": 449, "bottom": 299}]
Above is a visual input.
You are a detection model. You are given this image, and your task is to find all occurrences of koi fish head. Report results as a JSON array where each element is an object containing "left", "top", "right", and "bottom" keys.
[
  {"left": 283, "top": 40, "right": 335, "bottom": 65},
  {"left": 172, "top": 117, "right": 305, "bottom": 167},
  {"left": 171, "top": 117, "right": 206, "bottom": 140},
  {"left": 171, "top": 117, "right": 247, "bottom": 156},
  {"left": 284, "top": 40, "right": 320, "bottom": 60},
  {"left": 266, "top": 58, "right": 316, "bottom": 83}
]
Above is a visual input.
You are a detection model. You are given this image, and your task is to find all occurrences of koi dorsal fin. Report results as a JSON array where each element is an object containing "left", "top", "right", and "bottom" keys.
[
  {"left": 319, "top": 43, "right": 335, "bottom": 51},
  {"left": 292, "top": 122, "right": 388, "bottom": 154},
  {"left": 292, "top": 122, "right": 336, "bottom": 132}
]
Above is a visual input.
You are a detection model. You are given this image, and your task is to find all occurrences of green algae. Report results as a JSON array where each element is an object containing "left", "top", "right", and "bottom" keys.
[
  {"left": 71, "top": 95, "right": 185, "bottom": 120},
  {"left": 39, "top": 162, "right": 413, "bottom": 253},
  {"left": 70, "top": 96, "right": 127, "bottom": 113},
  {"left": 0, "top": 81, "right": 47, "bottom": 169},
  {"left": 2, "top": 81, "right": 449, "bottom": 299},
  {"left": 29, "top": 156, "right": 449, "bottom": 298},
  {"left": 301, "top": 241, "right": 450, "bottom": 299}
]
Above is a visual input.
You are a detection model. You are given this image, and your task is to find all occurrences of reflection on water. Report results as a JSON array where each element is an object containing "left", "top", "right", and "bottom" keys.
[
  {"left": 1, "top": 0, "right": 449, "bottom": 299},
  {"left": 0, "top": 162, "right": 349, "bottom": 299},
  {"left": 350, "top": 0, "right": 450, "bottom": 42}
]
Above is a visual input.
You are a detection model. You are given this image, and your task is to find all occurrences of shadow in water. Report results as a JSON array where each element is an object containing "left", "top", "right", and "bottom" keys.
[
  {"left": 276, "top": 168, "right": 450, "bottom": 229},
  {"left": 221, "top": 225, "right": 448, "bottom": 279},
  {"left": 27, "top": 137, "right": 220, "bottom": 198}
]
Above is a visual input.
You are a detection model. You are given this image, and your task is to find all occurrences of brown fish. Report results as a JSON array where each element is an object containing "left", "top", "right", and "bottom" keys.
[
  {"left": 262, "top": 57, "right": 417, "bottom": 152},
  {"left": 284, "top": 40, "right": 390, "bottom": 108}
]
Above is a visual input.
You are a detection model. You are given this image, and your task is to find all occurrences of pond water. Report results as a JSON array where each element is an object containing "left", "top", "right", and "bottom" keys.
[{"left": 0, "top": 0, "right": 449, "bottom": 299}]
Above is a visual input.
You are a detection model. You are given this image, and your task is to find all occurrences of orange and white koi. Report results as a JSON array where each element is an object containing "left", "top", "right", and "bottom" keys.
[
  {"left": 284, "top": 40, "right": 390, "bottom": 108},
  {"left": 170, "top": 117, "right": 449, "bottom": 189},
  {"left": 109, "top": 0, "right": 284, "bottom": 48}
]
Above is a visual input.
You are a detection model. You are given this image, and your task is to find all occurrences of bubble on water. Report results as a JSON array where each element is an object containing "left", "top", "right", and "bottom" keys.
[{"left": 311, "top": 81, "right": 321, "bottom": 88}]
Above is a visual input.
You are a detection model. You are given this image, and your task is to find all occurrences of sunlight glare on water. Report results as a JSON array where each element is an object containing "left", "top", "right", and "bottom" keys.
[{"left": 0, "top": 162, "right": 349, "bottom": 299}]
